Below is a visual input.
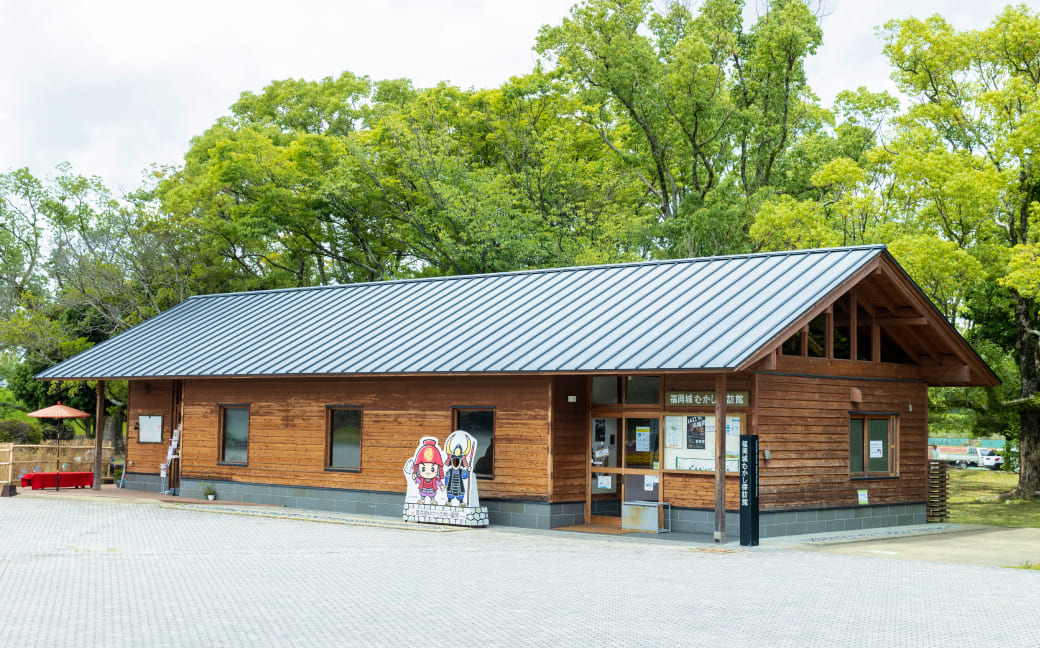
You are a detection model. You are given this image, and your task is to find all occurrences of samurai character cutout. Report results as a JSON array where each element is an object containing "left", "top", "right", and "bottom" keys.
[
  {"left": 410, "top": 438, "right": 444, "bottom": 504},
  {"left": 443, "top": 430, "right": 479, "bottom": 507}
]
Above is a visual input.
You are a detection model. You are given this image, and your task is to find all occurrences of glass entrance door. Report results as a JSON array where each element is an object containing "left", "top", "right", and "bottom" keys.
[
  {"left": 588, "top": 415, "right": 661, "bottom": 525},
  {"left": 590, "top": 417, "right": 622, "bottom": 522}
]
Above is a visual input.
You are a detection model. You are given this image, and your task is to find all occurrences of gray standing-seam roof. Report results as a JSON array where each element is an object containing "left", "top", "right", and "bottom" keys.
[{"left": 37, "top": 245, "right": 888, "bottom": 380}]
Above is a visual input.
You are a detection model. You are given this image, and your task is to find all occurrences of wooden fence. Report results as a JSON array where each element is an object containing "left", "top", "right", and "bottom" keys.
[
  {"left": 927, "top": 460, "right": 949, "bottom": 522},
  {"left": 3, "top": 442, "right": 115, "bottom": 484},
  {"left": 0, "top": 443, "right": 11, "bottom": 485}
]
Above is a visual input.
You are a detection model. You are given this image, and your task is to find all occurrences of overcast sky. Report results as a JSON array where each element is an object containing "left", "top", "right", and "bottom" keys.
[{"left": 3, "top": 0, "right": 1038, "bottom": 193}]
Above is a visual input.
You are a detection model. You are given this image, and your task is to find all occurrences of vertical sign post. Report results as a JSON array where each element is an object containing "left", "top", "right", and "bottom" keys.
[{"left": 739, "top": 434, "right": 759, "bottom": 547}]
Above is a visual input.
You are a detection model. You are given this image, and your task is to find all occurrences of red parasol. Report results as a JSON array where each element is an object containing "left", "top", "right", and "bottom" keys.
[
  {"left": 26, "top": 401, "right": 92, "bottom": 491},
  {"left": 27, "top": 402, "right": 92, "bottom": 420}
]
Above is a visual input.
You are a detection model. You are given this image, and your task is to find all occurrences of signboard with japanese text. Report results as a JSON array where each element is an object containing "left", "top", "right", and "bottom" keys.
[
  {"left": 666, "top": 391, "right": 750, "bottom": 407},
  {"left": 739, "top": 434, "right": 759, "bottom": 546}
]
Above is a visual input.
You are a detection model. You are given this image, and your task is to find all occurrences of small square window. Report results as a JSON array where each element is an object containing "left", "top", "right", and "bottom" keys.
[{"left": 625, "top": 376, "right": 660, "bottom": 405}]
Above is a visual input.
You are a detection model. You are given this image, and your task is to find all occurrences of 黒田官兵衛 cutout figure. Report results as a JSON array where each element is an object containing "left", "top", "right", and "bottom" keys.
[{"left": 443, "top": 430, "right": 479, "bottom": 507}]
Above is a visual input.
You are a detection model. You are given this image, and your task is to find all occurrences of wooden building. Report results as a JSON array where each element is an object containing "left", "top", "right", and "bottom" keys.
[{"left": 39, "top": 246, "right": 998, "bottom": 537}]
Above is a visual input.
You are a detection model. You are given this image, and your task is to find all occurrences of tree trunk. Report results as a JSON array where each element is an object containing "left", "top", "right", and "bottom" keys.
[
  {"left": 103, "top": 407, "right": 126, "bottom": 457},
  {"left": 1012, "top": 294, "right": 1040, "bottom": 498}
]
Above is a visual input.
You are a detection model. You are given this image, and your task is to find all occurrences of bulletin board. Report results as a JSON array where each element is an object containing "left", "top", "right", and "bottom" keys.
[
  {"left": 139, "top": 415, "right": 163, "bottom": 443},
  {"left": 663, "top": 413, "right": 744, "bottom": 473}
]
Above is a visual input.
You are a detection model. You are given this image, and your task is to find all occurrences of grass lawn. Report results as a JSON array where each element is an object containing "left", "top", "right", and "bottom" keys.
[{"left": 947, "top": 468, "right": 1040, "bottom": 528}]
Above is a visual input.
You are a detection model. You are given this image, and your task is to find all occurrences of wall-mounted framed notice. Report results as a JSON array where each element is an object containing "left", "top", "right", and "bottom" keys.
[
  {"left": 139, "top": 415, "right": 163, "bottom": 443},
  {"left": 662, "top": 413, "right": 744, "bottom": 473}
]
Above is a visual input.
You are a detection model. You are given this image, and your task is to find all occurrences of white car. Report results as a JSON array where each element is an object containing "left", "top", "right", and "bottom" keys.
[{"left": 979, "top": 448, "right": 1003, "bottom": 470}]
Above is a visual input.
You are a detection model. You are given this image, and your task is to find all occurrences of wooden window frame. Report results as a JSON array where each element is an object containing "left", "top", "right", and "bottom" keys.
[
  {"left": 849, "top": 412, "right": 898, "bottom": 478},
  {"left": 217, "top": 404, "right": 249, "bottom": 466},
  {"left": 453, "top": 406, "right": 495, "bottom": 480},
  {"left": 325, "top": 405, "right": 362, "bottom": 472},
  {"left": 590, "top": 375, "right": 663, "bottom": 408}
]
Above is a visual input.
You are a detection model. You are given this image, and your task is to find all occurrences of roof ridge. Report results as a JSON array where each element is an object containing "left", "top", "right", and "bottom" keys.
[{"left": 188, "top": 244, "right": 888, "bottom": 301}]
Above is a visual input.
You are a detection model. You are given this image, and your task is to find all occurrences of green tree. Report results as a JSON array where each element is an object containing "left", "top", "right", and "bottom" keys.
[
  {"left": 162, "top": 71, "right": 653, "bottom": 280},
  {"left": 536, "top": 0, "right": 824, "bottom": 257},
  {"left": 0, "top": 168, "right": 47, "bottom": 317},
  {"left": 871, "top": 6, "right": 1040, "bottom": 495}
]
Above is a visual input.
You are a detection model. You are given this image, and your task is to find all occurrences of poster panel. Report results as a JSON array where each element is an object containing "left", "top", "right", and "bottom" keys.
[
  {"left": 139, "top": 415, "right": 162, "bottom": 443},
  {"left": 663, "top": 414, "right": 744, "bottom": 472}
]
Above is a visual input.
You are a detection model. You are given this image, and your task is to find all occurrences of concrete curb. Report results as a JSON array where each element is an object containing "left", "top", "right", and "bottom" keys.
[{"left": 158, "top": 502, "right": 464, "bottom": 532}]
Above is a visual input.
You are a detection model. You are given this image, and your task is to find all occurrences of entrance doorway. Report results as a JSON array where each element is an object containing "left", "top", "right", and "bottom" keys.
[{"left": 588, "top": 415, "right": 661, "bottom": 526}]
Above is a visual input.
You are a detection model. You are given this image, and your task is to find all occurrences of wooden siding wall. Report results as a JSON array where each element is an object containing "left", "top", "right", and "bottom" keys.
[
  {"left": 756, "top": 372, "right": 929, "bottom": 510},
  {"left": 126, "top": 380, "right": 175, "bottom": 473},
  {"left": 131, "top": 376, "right": 555, "bottom": 501},
  {"left": 550, "top": 376, "right": 588, "bottom": 502},
  {"left": 123, "top": 370, "right": 931, "bottom": 513}
]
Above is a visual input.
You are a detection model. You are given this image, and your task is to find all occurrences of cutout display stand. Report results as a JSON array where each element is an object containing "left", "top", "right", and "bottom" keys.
[{"left": 402, "top": 431, "right": 488, "bottom": 528}]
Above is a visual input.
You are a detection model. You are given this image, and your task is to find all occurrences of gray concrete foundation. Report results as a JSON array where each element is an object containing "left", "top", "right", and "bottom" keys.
[
  {"left": 758, "top": 503, "right": 928, "bottom": 538},
  {"left": 121, "top": 471, "right": 163, "bottom": 492},
  {"left": 135, "top": 476, "right": 925, "bottom": 537}
]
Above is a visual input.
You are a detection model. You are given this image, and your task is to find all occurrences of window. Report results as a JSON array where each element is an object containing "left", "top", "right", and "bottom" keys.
[
  {"left": 326, "top": 407, "right": 362, "bottom": 471},
  {"left": 849, "top": 414, "right": 895, "bottom": 477},
  {"left": 220, "top": 405, "right": 249, "bottom": 464},
  {"left": 455, "top": 408, "right": 494, "bottom": 478},
  {"left": 592, "top": 375, "right": 661, "bottom": 405},
  {"left": 592, "top": 376, "right": 621, "bottom": 404},
  {"left": 624, "top": 418, "right": 659, "bottom": 468},
  {"left": 625, "top": 376, "right": 660, "bottom": 405}
]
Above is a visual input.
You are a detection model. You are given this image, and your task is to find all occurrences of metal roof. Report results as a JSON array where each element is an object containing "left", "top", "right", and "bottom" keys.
[{"left": 38, "top": 245, "right": 889, "bottom": 379}]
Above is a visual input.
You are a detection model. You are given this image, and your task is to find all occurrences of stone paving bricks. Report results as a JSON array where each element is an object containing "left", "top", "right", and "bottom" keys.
[{"left": 2, "top": 496, "right": 1038, "bottom": 647}]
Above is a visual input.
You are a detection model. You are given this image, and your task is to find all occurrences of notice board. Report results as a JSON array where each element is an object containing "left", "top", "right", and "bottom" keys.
[{"left": 663, "top": 413, "right": 743, "bottom": 472}]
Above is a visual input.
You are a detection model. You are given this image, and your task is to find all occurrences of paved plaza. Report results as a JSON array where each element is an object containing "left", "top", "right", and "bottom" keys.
[{"left": 2, "top": 494, "right": 1038, "bottom": 647}]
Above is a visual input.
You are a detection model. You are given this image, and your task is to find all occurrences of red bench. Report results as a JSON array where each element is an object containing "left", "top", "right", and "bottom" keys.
[{"left": 20, "top": 472, "right": 94, "bottom": 490}]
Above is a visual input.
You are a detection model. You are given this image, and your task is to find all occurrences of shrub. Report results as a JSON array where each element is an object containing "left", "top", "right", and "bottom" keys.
[{"left": 0, "top": 420, "right": 42, "bottom": 444}]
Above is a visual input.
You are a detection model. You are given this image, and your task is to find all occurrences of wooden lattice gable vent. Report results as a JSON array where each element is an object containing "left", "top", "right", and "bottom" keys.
[{"left": 739, "top": 250, "right": 999, "bottom": 387}]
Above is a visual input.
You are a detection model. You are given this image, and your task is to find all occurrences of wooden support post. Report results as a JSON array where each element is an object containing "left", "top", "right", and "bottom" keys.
[
  {"left": 714, "top": 372, "right": 727, "bottom": 543},
  {"left": 93, "top": 381, "right": 105, "bottom": 490}
]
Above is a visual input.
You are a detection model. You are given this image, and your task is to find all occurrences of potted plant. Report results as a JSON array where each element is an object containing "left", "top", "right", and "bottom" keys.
[{"left": 201, "top": 482, "right": 216, "bottom": 501}]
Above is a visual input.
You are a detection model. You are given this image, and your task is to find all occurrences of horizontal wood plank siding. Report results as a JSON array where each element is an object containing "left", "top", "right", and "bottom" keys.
[
  {"left": 756, "top": 372, "right": 928, "bottom": 511},
  {"left": 550, "top": 376, "right": 588, "bottom": 502},
  {"left": 159, "top": 376, "right": 552, "bottom": 501},
  {"left": 663, "top": 473, "right": 740, "bottom": 510},
  {"left": 126, "top": 380, "right": 175, "bottom": 473},
  {"left": 122, "top": 367, "right": 933, "bottom": 514}
]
